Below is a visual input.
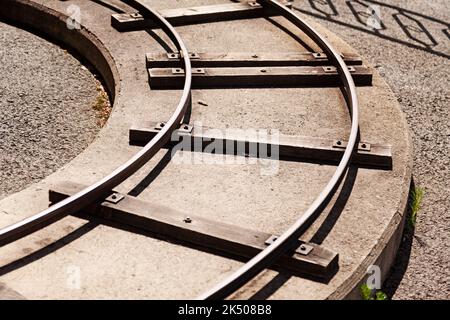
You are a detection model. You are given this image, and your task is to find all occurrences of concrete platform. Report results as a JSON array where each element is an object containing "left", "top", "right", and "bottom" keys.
[{"left": 0, "top": 0, "right": 412, "bottom": 299}]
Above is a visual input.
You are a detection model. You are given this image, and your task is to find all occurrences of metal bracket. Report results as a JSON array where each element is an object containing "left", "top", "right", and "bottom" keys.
[
  {"left": 193, "top": 68, "right": 206, "bottom": 74},
  {"left": 129, "top": 12, "right": 143, "bottom": 19},
  {"left": 153, "top": 122, "right": 193, "bottom": 134},
  {"left": 154, "top": 122, "right": 166, "bottom": 131},
  {"left": 178, "top": 124, "right": 194, "bottom": 134},
  {"left": 105, "top": 192, "right": 125, "bottom": 204},
  {"left": 312, "top": 52, "right": 326, "bottom": 59},
  {"left": 171, "top": 68, "right": 205, "bottom": 75},
  {"left": 298, "top": 243, "right": 314, "bottom": 255},
  {"left": 248, "top": 1, "right": 261, "bottom": 8},
  {"left": 323, "top": 66, "right": 356, "bottom": 73},
  {"left": 333, "top": 140, "right": 372, "bottom": 152},
  {"left": 167, "top": 52, "right": 200, "bottom": 60},
  {"left": 265, "top": 235, "right": 314, "bottom": 256},
  {"left": 188, "top": 52, "right": 201, "bottom": 59},
  {"left": 167, "top": 52, "right": 180, "bottom": 60},
  {"left": 264, "top": 235, "right": 279, "bottom": 246}
]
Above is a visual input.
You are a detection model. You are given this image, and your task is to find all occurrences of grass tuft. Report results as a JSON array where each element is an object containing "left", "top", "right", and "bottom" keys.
[
  {"left": 92, "top": 81, "right": 112, "bottom": 128},
  {"left": 375, "top": 291, "right": 388, "bottom": 300},
  {"left": 360, "top": 284, "right": 388, "bottom": 300},
  {"left": 360, "top": 284, "right": 372, "bottom": 300},
  {"left": 92, "top": 82, "right": 111, "bottom": 127},
  {"left": 409, "top": 186, "right": 424, "bottom": 228}
]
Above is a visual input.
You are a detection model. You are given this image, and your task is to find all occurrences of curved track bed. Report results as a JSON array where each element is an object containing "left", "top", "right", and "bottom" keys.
[{"left": 0, "top": 0, "right": 412, "bottom": 300}]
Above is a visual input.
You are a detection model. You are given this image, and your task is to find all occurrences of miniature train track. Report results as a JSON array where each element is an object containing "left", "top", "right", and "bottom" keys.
[{"left": 0, "top": 0, "right": 396, "bottom": 300}]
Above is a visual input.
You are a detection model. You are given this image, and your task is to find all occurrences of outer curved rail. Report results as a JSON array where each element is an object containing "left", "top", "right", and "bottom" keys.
[
  {"left": 0, "top": 4, "right": 192, "bottom": 246},
  {"left": 197, "top": 0, "right": 360, "bottom": 300}
]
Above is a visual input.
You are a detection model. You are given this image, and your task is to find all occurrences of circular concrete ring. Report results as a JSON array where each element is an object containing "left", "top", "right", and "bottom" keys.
[{"left": 0, "top": 0, "right": 413, "bottom": 300}]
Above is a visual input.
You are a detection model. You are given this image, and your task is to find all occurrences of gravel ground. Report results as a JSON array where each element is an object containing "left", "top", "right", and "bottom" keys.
[
  {"left": 0, "top": 21, "right": 102, "bottom": 200},
  {"left": 293, "top": 0, "right": 449, "bottom": 299}
]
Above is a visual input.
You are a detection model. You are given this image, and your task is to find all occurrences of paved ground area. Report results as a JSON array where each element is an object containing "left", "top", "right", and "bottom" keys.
[
  {"left": 293, "top": 0, "right": 449, "bottom": 299},
  {"left": 0, "top": 22, "right": 102, "bottom": 201},
  {"left": 0, "top": 0, "right": 446, "bottom": 300}
]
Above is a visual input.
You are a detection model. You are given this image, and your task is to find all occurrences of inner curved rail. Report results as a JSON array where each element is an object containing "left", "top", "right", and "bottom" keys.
[
  {"left": 0, "top": 5, "right": 193, "bottom": 246},
  {"left": 198, "top": 0, "right": 360, "bottom": 300}
]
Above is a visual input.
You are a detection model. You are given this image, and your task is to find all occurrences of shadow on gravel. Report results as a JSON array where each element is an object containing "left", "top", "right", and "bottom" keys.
[
  {"left": 293, "top": 0, "right": 450, "bottom": 59},
  {"left": 382, "top": 179, "right": 418, "bottom": 298}
]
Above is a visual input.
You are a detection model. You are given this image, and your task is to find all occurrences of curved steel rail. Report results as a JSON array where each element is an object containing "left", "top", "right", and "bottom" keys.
[
  {"left": 0, "top": 4, "right": 192, "bottom": 246},
  {"left": 197, "top": 0, "right": 360, "bottom": 300}
]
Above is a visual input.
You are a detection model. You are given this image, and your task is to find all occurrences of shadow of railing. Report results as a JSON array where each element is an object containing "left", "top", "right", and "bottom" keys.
[{"left": 293, "top": 0, "right": 450, "bottom": 59}]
